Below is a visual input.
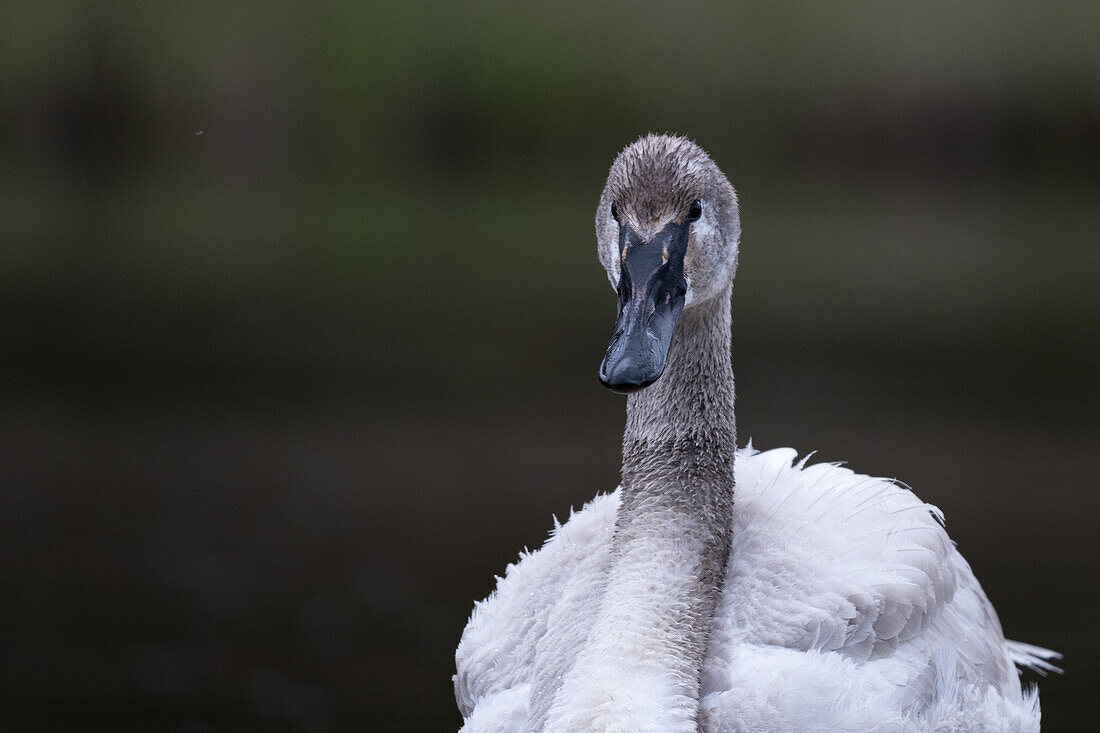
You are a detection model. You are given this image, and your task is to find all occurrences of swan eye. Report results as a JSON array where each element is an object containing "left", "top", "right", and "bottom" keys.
[
  {"left": 687, "top": 200, "right": 703, "bottom": 223},
  {"left": 610, "top": 202, "right": 620, "bottom": 223}
]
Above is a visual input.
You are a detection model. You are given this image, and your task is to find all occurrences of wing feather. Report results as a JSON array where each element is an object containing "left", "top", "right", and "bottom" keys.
[{"left": 457, "top": 447, "right": 1049, "bottom": 731}]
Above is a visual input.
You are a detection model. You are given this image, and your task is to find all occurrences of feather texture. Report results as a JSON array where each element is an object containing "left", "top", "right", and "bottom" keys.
[
  {"left": 456, "top": 447, "right": 1052, "bottom": 732},
  {"left": 456, "top": 134, "right": 1055, "bottom": 731}
]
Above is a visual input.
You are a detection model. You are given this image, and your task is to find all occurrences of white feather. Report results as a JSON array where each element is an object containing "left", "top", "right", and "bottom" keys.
[
  {"left": 456, "top": 447, "right": 1055, "bottom": 732},
  {"left": 457, "top": 134, "right": 1056, "bottom": 731}
]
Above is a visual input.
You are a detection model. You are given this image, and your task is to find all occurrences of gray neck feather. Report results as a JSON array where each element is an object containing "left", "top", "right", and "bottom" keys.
[
  {"left": 623, "top": 284, "right": 736, "bottom": 484},
  {"left": 616, "top": 282, "right": 736, "bottom": 680},
  {"left": 541, "top": 285, "right": 736, "bottom": 731}
]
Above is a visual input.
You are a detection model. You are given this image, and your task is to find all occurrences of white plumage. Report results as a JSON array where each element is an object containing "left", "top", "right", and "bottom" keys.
[
  {"left": 454, "top": 135, "right": 1058, "bottom": 731},
  {"left": 456, "top": 446, "right": 1057, "bottom": 731}
]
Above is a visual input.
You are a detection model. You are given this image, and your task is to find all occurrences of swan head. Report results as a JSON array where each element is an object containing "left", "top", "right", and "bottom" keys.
[{"left": 595, "top": 134, "right": 740, "bottom": 393}]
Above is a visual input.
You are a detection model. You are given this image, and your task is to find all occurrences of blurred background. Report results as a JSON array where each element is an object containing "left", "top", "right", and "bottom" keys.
[{"left": 2, "top": 1, "right": 1097, "bottom": 730}]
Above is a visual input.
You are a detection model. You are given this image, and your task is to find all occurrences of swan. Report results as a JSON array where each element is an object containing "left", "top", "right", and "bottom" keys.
[{"left": 454, "top": 134, "right": 1059, "bottom": 732}]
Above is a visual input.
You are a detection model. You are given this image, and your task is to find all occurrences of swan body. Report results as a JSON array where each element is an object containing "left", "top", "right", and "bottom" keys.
[
  {"left": 457, "top": 447, "right": 1054, "bottom": 731},
  {"left": 455, "top": 135, "right": 1057, "bottom": 731}
]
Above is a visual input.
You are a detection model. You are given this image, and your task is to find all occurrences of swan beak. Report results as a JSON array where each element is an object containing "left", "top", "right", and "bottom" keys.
[{"left": 599, "top": 221, "right": 689, "bottom": 393}]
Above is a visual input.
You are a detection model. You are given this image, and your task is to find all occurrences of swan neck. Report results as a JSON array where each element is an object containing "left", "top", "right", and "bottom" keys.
[
  {"left": 547, "top": 287, "right": 735, "bottom": 731},
  {"left": 623, "top": 287, "right": 735, "bottom": 459}
]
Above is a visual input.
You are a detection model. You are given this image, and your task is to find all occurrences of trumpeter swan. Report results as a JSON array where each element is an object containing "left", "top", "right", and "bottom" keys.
[{"left": 455, "top": 134, "right": 1059, "bottom": 732}]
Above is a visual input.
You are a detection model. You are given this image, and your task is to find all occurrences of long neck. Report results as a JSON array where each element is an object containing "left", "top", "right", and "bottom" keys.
[
  {"left": 623, "top": 286, "right": 736, "bottom": 472},
  {"left": 547, "top": 287, "right": 736, "bottom": 732}
]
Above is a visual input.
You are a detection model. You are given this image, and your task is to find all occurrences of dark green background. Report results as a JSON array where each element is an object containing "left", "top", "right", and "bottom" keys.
[{"left": 2, "top": 2, "right": 1096, "bottom": 730}]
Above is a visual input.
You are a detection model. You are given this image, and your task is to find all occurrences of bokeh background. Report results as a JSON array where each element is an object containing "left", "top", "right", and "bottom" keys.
[{"left": 2, "top": 2, "right": 1097, "bottom": 730}]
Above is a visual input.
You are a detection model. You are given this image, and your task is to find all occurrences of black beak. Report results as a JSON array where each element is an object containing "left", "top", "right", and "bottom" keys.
[{"left": 598, "top": 220, "right": 689, "bottom": 393}]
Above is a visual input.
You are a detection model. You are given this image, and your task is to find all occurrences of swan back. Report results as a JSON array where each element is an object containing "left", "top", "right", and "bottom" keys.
[{"left": 456, "top": 448, "right": 1048, "bottom": 731}]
